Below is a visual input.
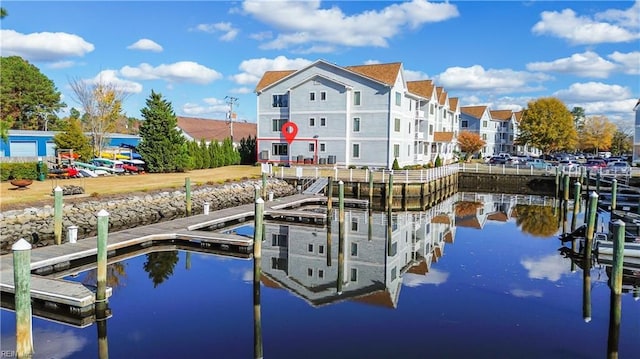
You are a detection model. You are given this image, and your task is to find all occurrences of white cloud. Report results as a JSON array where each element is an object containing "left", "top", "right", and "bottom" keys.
[
  {"left": 181, "top": 98, "right": 229, "bottom": 117},
  {"left": 404, "top": 69, "right": 430, "bottom": 81},
  {"left": 0, "top": 29, "right": 94, "bottom": 61},
  {"left": 195, "top": 22, "right": 239, "bottom": 41},
  {"left": 532, "top": 5, "right": 640, "bottom": 45},
  {"left": 2, "top": 327, "right": 87, "bottom": 358},
  {"left": 526, "top": 51, "right": 616, "bottom": 78},
  {"left": 243, "top": 0, "right": 459, "bottom": 52},
  {"left": 120, "top": 61, "right": 223, "bottom": 84},
  {"left": 552, "top": 82, "right": 632, "bottom": 102},
  {"left": 127, "top": 38, "right": 163, "bottom": 52},
  {"left": 249, "top": 31, "right": 273, "bottom": 41},
  {"left": 230, "top": 87, "right": 253, "bottom": 94},
  {"left": 521, "top": 254, "right": 571, "bottom": 282},
  {"left": 230, "top": 55, "right": 312, "bottom": 85},
  {"left": 88, "top": 70, "right": 143, "bottom": 94},
  {"left": 403, "top": 268, "right": 449, "bottom": 287},
  {"left": 435, "top": 65, "right": 551, "bottom": 93},
  {"left": 48, "top": 60, "right": 76, "bottom": 69},
  {"left": 607, "top": 51, "right": 640, "bottom": 75},
  {"left": 509, "top": 288, "right": 543, "bottom": 298}
]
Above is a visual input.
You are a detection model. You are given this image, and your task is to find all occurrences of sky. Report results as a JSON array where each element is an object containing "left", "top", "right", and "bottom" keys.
[{"left": 1, "top": 1, "right": 638, "bottom": 130}]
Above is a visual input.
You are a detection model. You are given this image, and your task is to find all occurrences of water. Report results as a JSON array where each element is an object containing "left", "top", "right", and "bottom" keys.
[{"left": 1, "top": 192, "right": 639, "bottom": 358}]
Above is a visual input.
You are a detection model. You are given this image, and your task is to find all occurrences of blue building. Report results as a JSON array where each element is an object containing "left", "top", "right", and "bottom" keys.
[{"left": 0, "top": 130, "right": 141, "bottom": 158}]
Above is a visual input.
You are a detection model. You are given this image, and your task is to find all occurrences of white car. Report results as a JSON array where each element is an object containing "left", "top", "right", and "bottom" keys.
[{"left": 606, "top": 161, "right": 631, "bottom": 174}]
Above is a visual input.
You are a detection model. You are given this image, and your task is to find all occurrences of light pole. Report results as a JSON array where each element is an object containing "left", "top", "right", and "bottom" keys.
[{"left": 225, "top": 96, "right": 239, "bottom": 143}]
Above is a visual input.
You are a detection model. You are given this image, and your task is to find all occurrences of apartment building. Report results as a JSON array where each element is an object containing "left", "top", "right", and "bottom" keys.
[{"left": 255, "top": 60, "right": 459, "bottom": 169}]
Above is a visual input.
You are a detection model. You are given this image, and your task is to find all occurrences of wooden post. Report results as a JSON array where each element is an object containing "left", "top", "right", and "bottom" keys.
[
  {"left": 185, "top": 177, "right": 192, "bottom": 216},
  {"left": 326, "top": 177, "right": 333, "bottom": 213},
  {"left": 96, "top": 300, "right": 109, "bottom": 359},
  {"left": 253, "top": 198, "right": 264, "bottom": 359},
  {"left": 96, "top": 209, "right": 109, "bottom": 303},
  {"left": 555, "top": 167, "right": 560, "bottom": 198},
  {"left": 368, "top": 169, "right": 374, "bottom": 206},
  {"left": 585, "top": 192, "right": 599, "bottom": 251},
  {"left": 607, "top": 287, "right": 622, "bottom": 359},
  {"left": 611, "top": 178, "right": 617, "bottom": 212},
  {"left": 254, "top": 185, "right": 261, "bottom": 201},
  {"left": 12, "top": 238, "right": 33, "bottom": 358},
  {"left": 261, "top": 172, "right": 267, "bottom": 200},
  {"left": 387, "top": 173, "right": 394, "bottom": 211},
  {"left": 585, "top": 169, "right": 590, "bottom": 193},
  {"left": 610, "top": 220, "right": 625, "bottom": 295},
  {"left": 54, "top": 186, "right": 63, "bottom": 245},
  {"left": 582, "top": 242, "right": 592, "bottom": 323},
  {"left": 571, "top": 181, "right": 581, "bottom": 232},
  {"left": 326, "top": 210, "right": 332, "bottom": 267},
  {"left": 596, "top": 171, "right": 601, "bottom": 193},
  {"left": 337, "top": 181, "right": 344, "bottom": 295},
  {"left": 563, "top": 172, "right": 570, "bottom": 202}
]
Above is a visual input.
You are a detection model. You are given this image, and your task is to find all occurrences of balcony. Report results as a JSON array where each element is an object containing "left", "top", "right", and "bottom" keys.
[{"left": 415, "top": 110, "right": 425, "bottom": 120}]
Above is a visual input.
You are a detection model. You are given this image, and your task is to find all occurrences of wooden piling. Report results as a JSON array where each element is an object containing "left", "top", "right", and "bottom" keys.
[
  {"left": 368, "top": 169, "right": 374, "bottom": 206},
  {"left": 555, "top": 167, "right": 560, "bottom": 198},
  {"left": 12, "top": 238, "right": 33, "bottom": 358},
  {"left": 185, "top": 177, "right": 192, "bottom": 217},
  {"left": 563, "top": 173, "right": 570, "bottom": 202},
  {"left": 96, "top": 209, "right": 109, "bottom": 303},
  {"left": 596, "top": 171, "right": 601, "bottom": 193},
  {"left": 326, "top": 211, "right": 332, "bottom": 267},
  {"left": 54, "top": 186, "right": 63, "bottom": 245},
  {"left": 261, "top": 172, "right": 267, "bottom": 200},
  {"left": 582, "top": 247, "right": 592, "bottom": 323},
  {"left": 96, "top": 300, "right": 109, "bottom": 359},
  {"left": 610, "top": 220, "right": 625, "bottom": 295},
  {"left": 607, "top": 289, "right": 622, "bottom": 359},
  {"left": 337, "top": 181, "right": 344, "bottom": 294},
  {"left": 585, "top": 192, "right": 599, "bottom": 251},
  {"left": 387, "top": 174, "right": 394, "bottom": 211},
  {"left": 571, "top": 181, "right": 581, "bottom": 232},
  {"left": 327, "top": 177, "right": 333, "bottom": 213},
  {"left": 253, "top": 198, "right": 264, "bottom": 359},
  {"left": 611, "top": 179, "right": 617, "bottom": 212},
  {"left": 585, "top": 169, "right": 590, "bottom": 193}
]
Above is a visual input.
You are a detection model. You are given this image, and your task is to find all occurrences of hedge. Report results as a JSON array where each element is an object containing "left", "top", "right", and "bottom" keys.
[{"left": 0, "top": 162, "right": 44, "bottom": 181}]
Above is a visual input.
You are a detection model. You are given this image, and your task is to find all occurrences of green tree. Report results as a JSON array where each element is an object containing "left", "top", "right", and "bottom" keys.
[
  {"left": 610, "top": 129, "right": 632, "bottom": 155},
  {"left": 578, "top": 115, "right": 617, "bottom": 154},
  {"left": 68, "top": 77, "right": 127, "bottom": 157},
  {"left": 571, "top": 106, "right": 586, "bottom": 131},
  {"left": 517, "top": 97, "right": 577, "bottom": 155},
  {"left": 457, "top": 130, "right": 486, "bottom": 161},
  {"left": 392, "top": 158, "right": 400, "bottom": 170},
  {"left": 0, "top": 56, "right": 66, "bottom": 130},
  {"left": 143, "top": 251, "right": 179, "bottom": 288},
  {"left": 200, "top": 139, "right": 211, "bottom": 168},
  {"left": 137, "top": 90, "right": 189, "bottom": 172},
  {"left": 52, "top": 118, "right": 92, "bottom": 160},
  {"left": 239, "top": 135, "right": 257, "bottom": 165}
]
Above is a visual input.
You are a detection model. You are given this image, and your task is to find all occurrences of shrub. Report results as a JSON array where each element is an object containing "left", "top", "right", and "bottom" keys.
[
  {"left": 348, "top": 165, "right": 357, "bottom": 169},
  {"left": 435, "top": 155, "right": 442, "bottom": 167},
  {"left": 1, "top": 162, "right": 40, "bottom": 181},
  {"left": 392, "top": 158, "right": 400, "bottom": 170}
]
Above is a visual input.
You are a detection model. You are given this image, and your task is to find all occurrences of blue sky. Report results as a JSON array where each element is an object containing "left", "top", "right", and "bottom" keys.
[{"left": 1, "top": 1, "right": 638, "bottom": 130}]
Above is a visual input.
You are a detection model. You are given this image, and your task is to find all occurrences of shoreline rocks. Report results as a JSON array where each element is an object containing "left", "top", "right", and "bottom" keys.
[{"left": 1, "top": 179, "right": 296, "bottom": 254}]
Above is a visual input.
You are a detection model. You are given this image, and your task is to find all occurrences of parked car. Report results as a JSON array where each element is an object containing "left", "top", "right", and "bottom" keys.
[
  {"left": 525, "top": 158, "right": 552, "bottom": 170},
  {"left": 583, "top": 159, "right": 607, "bottom": 171},
  {"left": 489, "top": 156, "right": 509, "bottom": 165},
  {"left": 558, "top": 160, "right": 579, "bottom": 171},
  {"left": 606, "top": 161, "right": 631, "bottom": 174}
]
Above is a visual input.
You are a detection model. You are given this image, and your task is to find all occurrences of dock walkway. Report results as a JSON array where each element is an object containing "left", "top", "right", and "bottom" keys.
[{"left": 0, "top": 194, "right": 360, "bottom": 312}]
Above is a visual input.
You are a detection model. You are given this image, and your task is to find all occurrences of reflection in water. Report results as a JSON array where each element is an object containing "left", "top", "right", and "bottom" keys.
[
  {"left": 143, "top": 251, "right": 179, "bottom": 287},
  {"left": 82, "top": 263, "right": 128, "bottom": 289},
  {"left": 515, "top": 204, "right": 560, "bottom": 237},
  {"left": 0, "top": 327, "right": 88, "bottom": 358}
]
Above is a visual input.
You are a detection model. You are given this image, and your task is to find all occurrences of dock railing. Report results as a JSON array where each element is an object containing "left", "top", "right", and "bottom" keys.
[{"left": 270, "top": 164, "right": 460, "bottom": 183}]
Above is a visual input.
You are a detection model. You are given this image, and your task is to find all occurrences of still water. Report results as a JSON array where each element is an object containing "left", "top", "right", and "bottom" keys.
[{"left": 1, "top": 192, "right": 639, "bottom": 358}]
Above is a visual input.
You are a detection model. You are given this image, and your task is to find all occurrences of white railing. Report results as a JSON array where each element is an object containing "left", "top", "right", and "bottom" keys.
[{"left": 272, "top": 164, "right": 460, "bottom": 184}]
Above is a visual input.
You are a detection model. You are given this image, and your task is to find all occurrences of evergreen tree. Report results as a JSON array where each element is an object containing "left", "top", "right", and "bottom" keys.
[
  {"left": 200, "top": 139, "right": 211, "bottom": 168},
  {"left": 210, "top": 140, "right": 221, "bottom": 168},
  {"left": 52, "top": 118, "right": 92, "bottom": 161},
  {"left": 137, "top": 91, "right": 188, "bottom": 172},
  {"left": 239, "top": 135, "right": 257, "bottom": 165}
]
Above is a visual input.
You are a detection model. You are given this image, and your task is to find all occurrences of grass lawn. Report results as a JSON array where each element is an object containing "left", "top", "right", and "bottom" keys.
[{"left": 1, "top": 165, "right": 261, "bottom": 210}]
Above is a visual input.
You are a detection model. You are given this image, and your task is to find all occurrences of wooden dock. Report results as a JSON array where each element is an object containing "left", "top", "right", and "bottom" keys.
[{"left": 0, "top": 193, "right": 367, "bottom": 324}]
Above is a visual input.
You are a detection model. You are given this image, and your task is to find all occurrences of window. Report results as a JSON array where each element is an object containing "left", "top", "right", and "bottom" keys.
[
  {"left": 320, "top": 143, "right": 326, "bottom": 152},
  {"left": 351, "top": 218, "right": 358, "bottom": 231},
  {"left": 393, "top": 144, "right": 400, "bottom": 157},
  {"left": 482, "top": 134, "right": 487, "bottom": 140},
  {"left": 483, "top": 121, "right": 487, "bottom": 128},
  {"left": 309, "top": 92, "right": 315, "bottom": 101},
  {"left": 307, "top": 268, "right": 313, "bottom": 277},
  {"left": 430, "top": 104, "right": 434, "bottom": 114},
  {"left": 407, "top": 145, "right": 411, "bottom": 156},
  {"left": 320, "top": 118, "right": 326, "bottom": 126},
  {"left": 319, "top": 245, "right": 325, "bottom": 254},
  {"left": 391, "top": 267, "right": 397, "bottom": 280},
  {"left": 350, "top": 243, "right": 358, "bottom": 256},
  {"left": 429, "top": 124, "right": 433, "bottom": 135},
  {"left": 462, "top": 120, "right": 468, "bottom": 127},
  {"left": 394, "top": 118, "right": 401, "bottom": 132},
  {"left": 271, "top": 257, "right": 287, "bottom": 270},
  {"left": 353, "top": 117, "right": 360, "bottom": 132},
  {"left": 309, "top": 118, "right": 315, "bottom": 127},
  {"left": 272, "top": 119, "right": 287, "bottom": 132},
  {"left": 443, "top": 110, "right": 447, "bottom": 119},
  {"left": 318, "top": 269, "right": 324, "bottom": 278},
  {"left": 320, "top": 91, "right": 326, "bottom": 101},
  {"left": 272, "top": 94, "right": 288, "bottom": 107},
  {"left": 271, "top": 233, "right": 288, "bottom": 246},
  {"left": 272, "top": 143, "right": 288, "bottom": 156},
  {"left": 395, "top": 91, "right": 401, "bottom": 106},
  {"left": 353, "top": 91, "right": 361, "bottom": 106},
  {"left": 350, "top": 268, "right": 358, "bottom": 281},
  {"left": 308, "top": 244, "right": 313, "bottom": 252},
  {"left": 352, "top": 144, "right": 360, "bottom": 158},
  {"left": 308, "top": 143, "right": 315, "bottom": 152}
]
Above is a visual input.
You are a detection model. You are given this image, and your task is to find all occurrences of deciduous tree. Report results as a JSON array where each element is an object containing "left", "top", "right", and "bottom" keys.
[
  {"left": 137, "top": 90, "right": 189, "bottom": 172},
  {"left": 578, "top": 115, "right": 616, "bottom": 154},
  {"left": 52, "top": 118, "right": 92, "bottom": 161},
  {"left": 610, "top": 129, "right": 632, "bottom": 155},
  {"left": 457, "top": 130, "right": 486, "bottom": 161},
  {"left": 68, "top": 77, "right": 128, "bottom": 156},
  {"left": 0, "top": 56, "right": 65, "bottom": 130},
  {"left": 516, "top": 97, "right": 577, "bottom": 154}
]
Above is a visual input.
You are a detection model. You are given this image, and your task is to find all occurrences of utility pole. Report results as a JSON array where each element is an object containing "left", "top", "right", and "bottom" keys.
[{"left": 225, "top": 96, "right": 239, "bottom": 143}]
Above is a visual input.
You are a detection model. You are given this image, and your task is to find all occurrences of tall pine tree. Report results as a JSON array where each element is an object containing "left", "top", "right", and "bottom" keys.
[{"left": 137, "top": 91, "right": 188, "bottom": 172}]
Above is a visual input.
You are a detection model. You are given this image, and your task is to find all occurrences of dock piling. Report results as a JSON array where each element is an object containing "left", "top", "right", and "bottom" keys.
[
  {"left": 12, "top": 238, "right": 33, "bottom": 358},
  {"left": 585, "top": 192, "right": 599, "bottom": 247},
  {"left": 185, "top": 177, "right": 192, "bottom": 217},
  {"left": 54, "top": 186, "right": 63, "bottom": 245},
  {"left": 96, "top": 209, "right": 110, "bottom": 303},
  {"left": 327, "top": 177, "right": 333, "bottom": 213},
  {"left": 611, "top": 179, "right": 617, "bottom": 212},
  {"left": 253, "top": 197, "right": 264, "bottom": 359},
  {"left": 261, "top": 172, "right": 267, "bottom": 200},
  {"left": 571, "top": 181, "right": 581, "bottom": 232},
  {"left": 609, "top": 220, "right": 625, "bottom": 295}
]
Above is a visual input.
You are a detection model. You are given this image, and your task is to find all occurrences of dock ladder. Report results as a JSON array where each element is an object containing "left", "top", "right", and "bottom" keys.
[{"left": 303, "top": 177, "right": 329, "bottom": 195}]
